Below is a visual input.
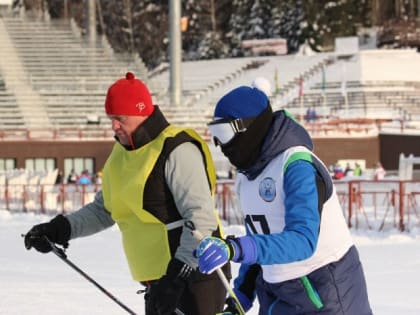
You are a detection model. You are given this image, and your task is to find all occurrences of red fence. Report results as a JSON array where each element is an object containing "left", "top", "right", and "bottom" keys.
[
  {"left": 1, "top": 180, "right": 420, "bottom": 231},
  {"left": 216, "top": 179, "right": 420, "bottom": 231}
]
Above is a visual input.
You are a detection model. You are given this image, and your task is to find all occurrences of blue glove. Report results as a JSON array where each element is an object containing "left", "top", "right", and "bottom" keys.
[
  {"left": 196, "top": 236, "right": 258, "bottom": 274},
  {"left": 195, "top": 236, "right": 234, "bottom": 274}
]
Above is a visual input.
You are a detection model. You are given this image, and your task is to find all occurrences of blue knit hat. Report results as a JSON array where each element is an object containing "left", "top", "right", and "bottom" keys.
[{"left": 214, "top": 86, "right": 269, "bottom": 119}]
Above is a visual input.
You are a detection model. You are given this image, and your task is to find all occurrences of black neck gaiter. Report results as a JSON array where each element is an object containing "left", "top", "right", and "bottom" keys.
[{"left": 220, "top": 105, "right": 273, "bottom": 171}]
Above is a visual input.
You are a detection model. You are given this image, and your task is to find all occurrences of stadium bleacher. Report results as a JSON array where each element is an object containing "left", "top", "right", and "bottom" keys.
[
  {"left": 0, "top": 72, "right": 25, "bottom": 127},
  {"left": 2, "top": 7, "right": 420, "bottom": 215},
  {"left": 0, "top": 14, "right": 151, "bottom": 130},
  {"left": 0, "top": 10, "right": 419, "bottom": 139}
]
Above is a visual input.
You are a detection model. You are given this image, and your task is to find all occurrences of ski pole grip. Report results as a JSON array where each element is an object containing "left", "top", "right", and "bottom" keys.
[{"left": 43, "top": 236, "right": 67, "bottom": 259}]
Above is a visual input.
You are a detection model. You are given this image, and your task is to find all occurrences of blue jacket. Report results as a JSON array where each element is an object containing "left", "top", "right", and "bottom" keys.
[
  {"left": 240, "top": 110, "right": 330, "bottom": 265},
  {"left": 234, "top": 110, "right": 372, "bottom": 315}
]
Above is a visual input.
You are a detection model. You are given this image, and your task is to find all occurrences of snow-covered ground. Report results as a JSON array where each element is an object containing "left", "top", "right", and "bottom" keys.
[{"left": 1, "top": 210, "right": 419, "bottom": 315}]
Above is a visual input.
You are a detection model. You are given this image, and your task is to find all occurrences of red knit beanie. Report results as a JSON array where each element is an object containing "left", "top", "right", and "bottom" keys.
[{"left": 105, "top": 72, "right": 155, "bottom": 116}]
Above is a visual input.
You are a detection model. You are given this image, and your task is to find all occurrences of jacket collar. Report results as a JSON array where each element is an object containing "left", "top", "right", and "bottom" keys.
[
  {"left": 118, "top": 106, "right": 170, "bottom": 150},
  {"left": 242, "top": 110, "right": 313, "bottom": 179}
]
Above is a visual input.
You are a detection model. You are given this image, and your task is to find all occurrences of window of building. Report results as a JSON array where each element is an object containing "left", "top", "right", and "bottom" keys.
[
  {"left": 64, "top": 158, "right": 94, "bottom": 181},
  {"left": 0, "top": 158, "right": 16, "bottom": 170},
  {"left": 25, "top": 158, "right": 56, "bottom": 171}
]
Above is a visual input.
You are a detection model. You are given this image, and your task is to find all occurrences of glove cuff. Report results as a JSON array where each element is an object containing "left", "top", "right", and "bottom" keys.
[
  {"left": 50, "top": 214, "right": 71, "bottom": 247},
  {"left": 227, "top": 236, "right": 242, "bottom": 261},
  {"left": 228, "top": 236, "right": 258, "bottom": 264}
]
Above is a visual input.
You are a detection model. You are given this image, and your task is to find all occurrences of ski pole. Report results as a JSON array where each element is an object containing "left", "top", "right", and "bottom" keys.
[
  {"left": 184, "top": 221, "right": 246, "bottom": 315},
  {"left": 23, "top": 235, "right": 137, "bottom": 315}
]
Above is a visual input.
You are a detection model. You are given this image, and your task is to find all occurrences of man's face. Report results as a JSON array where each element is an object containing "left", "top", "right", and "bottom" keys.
[{"left": 108, "top": 115, "right": 148, "bottom": 146}]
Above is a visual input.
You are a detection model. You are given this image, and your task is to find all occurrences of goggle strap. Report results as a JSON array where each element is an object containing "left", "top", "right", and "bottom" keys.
[{"left": 231, "top": 117, "right": 255, "bottom": 133}]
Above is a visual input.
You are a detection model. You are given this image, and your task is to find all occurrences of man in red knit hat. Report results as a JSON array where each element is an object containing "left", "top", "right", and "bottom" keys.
[{"left": 24, "top": 72, "right": 230, "bottom": 315}]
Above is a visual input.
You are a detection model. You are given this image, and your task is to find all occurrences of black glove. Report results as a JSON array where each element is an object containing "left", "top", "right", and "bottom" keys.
[
  {"left": 146, "top": 258, "right": 193, "bottom": 315},
  {"left": 24, "top": 214, "right": 71, "bottom": 253},
  {"left": 221, "top": 295, "right": 249, "bottom": 315}
]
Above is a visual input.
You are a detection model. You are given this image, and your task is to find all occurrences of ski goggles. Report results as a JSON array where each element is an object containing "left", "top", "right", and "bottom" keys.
[{"left": 207, "top": 116, "right": 255, "bottom": 146}]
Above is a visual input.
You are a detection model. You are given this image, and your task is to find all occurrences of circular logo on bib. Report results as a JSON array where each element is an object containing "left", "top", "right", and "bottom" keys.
[{"left": 259, "top": 177, "right": 276, "bottom": 202}]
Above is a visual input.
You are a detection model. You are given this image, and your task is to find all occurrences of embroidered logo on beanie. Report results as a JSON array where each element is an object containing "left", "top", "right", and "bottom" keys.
[
  {"left": 214, "top": 86, "right": 268, "bottom": 119},
  {"left": 105, "top": 72, "right": 154, "bottom": 116}
]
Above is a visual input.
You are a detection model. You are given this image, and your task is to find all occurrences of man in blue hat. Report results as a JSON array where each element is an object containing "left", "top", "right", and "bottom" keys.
[{"left": 195, "top": 86, "right": 372, "bottom": 315}]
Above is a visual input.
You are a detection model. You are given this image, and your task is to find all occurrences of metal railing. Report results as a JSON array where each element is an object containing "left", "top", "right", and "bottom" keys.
[{"left": 1, "top": 180, "right": 420, "bottom": 231}]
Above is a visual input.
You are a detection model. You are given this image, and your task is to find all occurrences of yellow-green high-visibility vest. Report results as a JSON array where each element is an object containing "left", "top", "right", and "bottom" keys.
[{"left": 102, "top": 125, "right": 216, "bottom": 281}]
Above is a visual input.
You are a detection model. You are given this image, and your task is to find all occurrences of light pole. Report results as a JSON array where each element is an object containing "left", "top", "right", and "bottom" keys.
[
  {"left": 87, "top": 0, "right": 96, "bottom": 46},
  {"left": 169, "top": 0, "right": 182, "bottom": 107}
]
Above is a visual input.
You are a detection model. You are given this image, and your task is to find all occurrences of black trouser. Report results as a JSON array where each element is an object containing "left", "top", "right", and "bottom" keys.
[
  {"left": 256, "top": 246, "right": 372, "bottom": 315},
  {"left": 145, "top": 263, "right": 231, "bottom": 315}
]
